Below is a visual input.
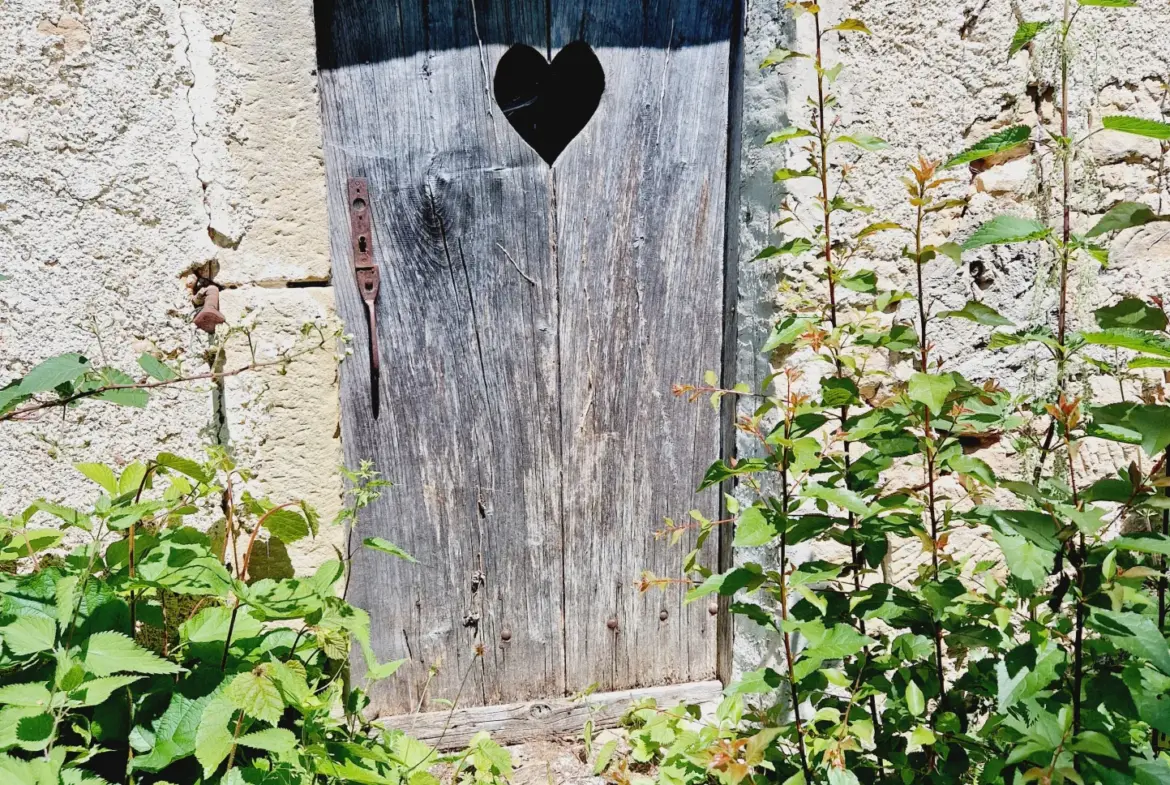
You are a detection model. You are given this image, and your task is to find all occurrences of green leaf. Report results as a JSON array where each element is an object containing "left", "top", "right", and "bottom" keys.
[
  {"left": 945, "top": 126, "right": 1031, "bottom": 168},
  {"left": 130, "top": 687, "right": 217, "bottom": 772},
  {"left": 753, "top": 238, "right": 814, "bottom": 261},
  {"left": 155, "top": 453, "right": 212, "bottom": 484},
  {"left": 0, "top": 529, "right": 64, "bottom": 562},
  {"left": 17, "top": 354, "right": 90, "bottom": 394},
  {"left": 1086, "top": 202, "right": 1169, "bottom": 237},
  {"left": 0, "top": 683, "right": 52, "bottom": 709},
  {"left": 262, "top": 508, "right": 309, "bottom": 544},
  {"left": 68, "top": 675, "right": 143, "bottom": 707},
  {"left": 1007, "top": 22, "right": 1051, "bottom": 57},
  {"left": 992, "top": 529, "right": 1055, "bottom": 592},
  {"left": 1102, "top": 115, "right": 1170, "bottom": 140},
  {"left": 839, "top": 269, "right": 877, "bottom": 293},
  {"left": 938, "top": 301, "right": 1014, "bottom": 326},
  {"left": 0, "top": 616, "right": 56, "bottom": 656},
  {"left": 14, "top": 713, "right": 52, "bottom": 749},
  {"left": 832, "top": 132, "right": 888, "bottom": 150},
  {"left": 765, "top": 127, "right": 814, "bottom": 145},
  {"left": 762, "top": 317, "right": 814, "bottom": 352},
  {"left": 73, "top": 463, "right": 118, "bottom": 495},
  {"left": 946, "top": 455, "right": 996, "bottom": 485},
  {"left": 1088, "top": 609, "right": 1170, "bottom": 676},
  {"left": 364, "top": 537, "right": 417, "bottom": 563},
  {"left": 196, "top": 696, "right": 236, "bottom": 777},
  {"left": 773, "top": 168, "right": 816, "bottom": 182},
  {"left": 801, "top": 484, "right": 870, "bottom": 517},
  {"left": 685, "top": 564, "right": 765, "bottom": 602},
  {"left": 1083, "top": 328, "right": 1170, "bottom": 358},
  {"left": 821, "top": 377, "right": 860, "bottom": 407},
  {"left": 759, "top": 48, "right": 808, "bottom": 68},
  {"left": 908, "top": 372, "right": 956, "bottom": 416},
  {"left": 1078, "top": 0, "right": 1136, "bottom": 7},
  {"left": 857, "top": 221, "right": 904, "bottom": 239},
  {"left": 829, "top": 18, "right": 871, "bottom": 33},
  {"left": 80, "top": 631, "right": 181, "bottom": 676},
  {"left": 962, "top": 215, "right": 1050, "bottom": 249},
  {"left": 137, "top": 353, "right": 178, "bottom": 381},
  {"left": 905, "top": 680, "right": 925, "bottom": 716},
  {"left": 236, "top": 728, "right": 297, "bottom": 753},
  {"left": 733, "top": 507, "right": 778, "bottom": 548},
  {"left": 1113, "top": 533, "right": 1170, "bottom": 557},
  {"left": 91, "top": 367, "right": 148, "bottom": 408},
  {"left": 1070, "top": 731, "right": 1119, "bottom": 759},
  {"left": 225, "top": 670, "right": 283, "bottom": 725},
  {"left": 698, "top": 458, "right": 769, "bottom": 490},
  {"left": 1094, "top": 297, "right": 1168, "bottom": 330},
  {"left": 180, "top": 606, "right": 263, "bottom": 645}
]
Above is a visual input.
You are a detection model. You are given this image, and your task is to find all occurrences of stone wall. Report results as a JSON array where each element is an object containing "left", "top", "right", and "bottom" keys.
[
  {"left": 0, "top": 0, "right": 342, "bottom": 552},
  {"left": 3, "top": 0, "right": 1169, "bottom": 681}
]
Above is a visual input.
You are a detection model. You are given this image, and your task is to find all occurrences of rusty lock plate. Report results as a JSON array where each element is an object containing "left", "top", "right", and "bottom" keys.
[{"left": 348, "top": 178, "right": 381, "bottom": 417}]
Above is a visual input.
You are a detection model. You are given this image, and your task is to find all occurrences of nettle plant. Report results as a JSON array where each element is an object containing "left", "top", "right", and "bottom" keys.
[
  {"left": 609, "top": 2, "right": 1170, "bottom": 785},
  {"left": 0, "top": 452, "right": 509, "bottom": 784}
]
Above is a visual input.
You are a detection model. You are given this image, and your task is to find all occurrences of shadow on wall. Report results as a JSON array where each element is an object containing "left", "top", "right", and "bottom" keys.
[{"left": 313, "top": 0, "right": 734, "bottom": 70}]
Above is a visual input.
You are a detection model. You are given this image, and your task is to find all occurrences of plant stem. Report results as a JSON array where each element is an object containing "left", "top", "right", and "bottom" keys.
[
  {"left": 1162, "top": 447, "right": 1170, "bottom": 631},
  {"left": 779, "top": 381, "right": 811, "bottom": 782},
  {"left": 913, "top": 197, "right": 947, "bottom": 707}
]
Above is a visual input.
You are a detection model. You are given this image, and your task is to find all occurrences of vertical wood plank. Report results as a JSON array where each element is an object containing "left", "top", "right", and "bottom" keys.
[
  {"left": 316, "top": 0, "right": 565, "bottom": 715},
  {"left": 551, "top": 1, "right": 733, "bottom": 693}
]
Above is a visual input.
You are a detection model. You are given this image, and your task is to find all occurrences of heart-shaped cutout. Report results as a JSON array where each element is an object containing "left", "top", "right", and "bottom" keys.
[{"left": 494, "top": 41, "right": 605, "bottom": 165}]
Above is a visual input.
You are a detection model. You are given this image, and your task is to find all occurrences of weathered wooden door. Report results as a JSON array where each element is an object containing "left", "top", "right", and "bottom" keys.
[{"left": 315, "top": 0, "right": 734, "bottom": 723}]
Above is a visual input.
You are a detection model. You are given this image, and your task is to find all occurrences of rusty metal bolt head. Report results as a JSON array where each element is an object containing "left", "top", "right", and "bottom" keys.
[
  {"left": 708, "top": 602, "right": 719, "bottom": 616},
  {"left": 606, "top": 617, "right": 619, "bottom": 631},
  {"left": 501, "top": 629, "right": 512, "bottom": 642},
  {"left": 659, "top": 609, "right": 669, "bottom": 622},
  {"left": 194, "top": 285, "right": 226, "bottom": 334}
]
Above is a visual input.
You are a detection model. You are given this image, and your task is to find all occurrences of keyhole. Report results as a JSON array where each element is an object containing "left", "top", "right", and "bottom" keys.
[{"left": 359, "top": 235, "right": 368, "bottom": 253}]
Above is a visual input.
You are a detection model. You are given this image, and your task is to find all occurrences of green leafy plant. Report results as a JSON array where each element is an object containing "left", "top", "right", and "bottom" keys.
[
  {"left": 0, "top": 454, "right": 505, "bottom": 784},
  {"left": 612, "top": 2, "right": 1170, "bottom": 784}
]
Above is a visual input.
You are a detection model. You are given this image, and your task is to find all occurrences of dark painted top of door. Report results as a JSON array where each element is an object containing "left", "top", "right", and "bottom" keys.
[{"left": 316, "top": 0, "right": 733, "bottom": 717}]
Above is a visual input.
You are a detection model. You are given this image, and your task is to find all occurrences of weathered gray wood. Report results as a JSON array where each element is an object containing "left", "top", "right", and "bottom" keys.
[
  {"left": 381, "top": 680, "right": 723, "bottom": 749},
  {"left": 317, "top": 0, "right": 733, "bottom": 717},
  {"left": 318, "top": 0, "right": 564, "bottom": 716},
  {"left": 552, "top": 3, "right": 732, "bottom": 693}
]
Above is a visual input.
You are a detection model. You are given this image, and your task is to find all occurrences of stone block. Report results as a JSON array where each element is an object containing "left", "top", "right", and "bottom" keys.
[{"left": 219, "top": 286, "right": 344, "bottom": 574}]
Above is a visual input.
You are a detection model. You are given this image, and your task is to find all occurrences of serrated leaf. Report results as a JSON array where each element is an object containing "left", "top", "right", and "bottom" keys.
[
  {"left": 0, "top": 529, "right": 64, "bottom": 562},
  {"left": 68, "top": 675, "right": 142, "bottom": 707},
  {"left": 236, "top": 728, "right": 297, "bottom": 753},
  {"left": 154, "top": 453, "right": 212, "bottom": 484},
  {"left": 946, "top": 126, "right": 1031, "bottom": 168},
  {"left": 1088, "top": 609, "right": 1170, "bottom": 676},
  {"left": 1094, "top": 297, "right": 1168, "bottom": 331},
  {"left": 91, "top": 367, "right": 148, "bottom": 408},
  {"left": 262, "top": 508, "right": 309, "bottom": 544},
  {"left": 765, "top": 126, "right": 814, "bottom": 145},
  {"left": 962, "top": 215, "right": 1050, "bottom": 249},
  {"left": 939, "top": 301, "right": 1014, "bottom": 326},
  {"left": 0, "top": 684, "right": 52, "bottom": 709},
  {"left": 908, "top": 372, "right": 956, "bottom": 416},
  {"left": 1102, "top": 115, "right": 1170, "bottom": 140},
  {"left": 1007, "top": 22, "right": 1051, "bottom": 57},
  {"left": 1086, "top": 201, "right": 1169, "bottom": 237},
  {"left": 801, "top": 484, "right": 870, "bottom": 517},
  {"left": 1083, "top": 328, "right": 1170, "bottom": 359},
  {"left": 17, "top": 354, "right": 90, "bottom": 395},
  {"left": 196, "top": 696, "right": 236, "bottom": 777},
  {"left": 753, "top": 237, "right": 814, "bottom": 261},
  {"left": 364, "top": 538, "right": 417, "bottom": 563},
  {"left": 759, "top": 48, "right": 808, "bottom": 68},
  {"left": 829, "top": 18, "right": 871, "bottom": 33},
  {"left": 732, "top": 507, "right": 777, "bottom": 548},
  {"left": 832, "top": 132, "right": 888, "bottom": 150},
  {"left": 137, "top": 354, "right": 178, "bottom": 382},
  {"left": 80, "top": 631, "right": 181, "bottom": 676},
  {"left": 839, "top": 269, "right": 877, "bottom": 293},
  {"left": 225, "top": 671, "right": 283, "bottom": 725},
  {"left": 773, "top": 167, "right": 816, "bottom": 181},
  {"left": 762, "top": 317, "right": 814, "bottom": 352},
  {"left": 1, "top": 616, "right": 56, "bottom": 656},
  {"left": 130, "top": 687, "right": 217, "bottom": 772},
  {"left": 1113, "top": 533, "right": 1170, "bottom": 557}
]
